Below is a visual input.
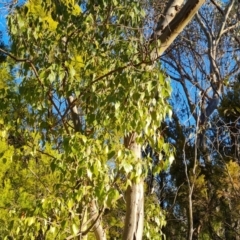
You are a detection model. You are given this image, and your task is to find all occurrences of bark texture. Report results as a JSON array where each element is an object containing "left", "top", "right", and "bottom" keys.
[
  {"left": 90, "top": 201, "right": 107, "bottom": 240},
  {"left": 123, "top": 133, "right": 144, "bottom": 240},
  {"left": 151, "top": 0, "right": 206, "bottom": 58}
]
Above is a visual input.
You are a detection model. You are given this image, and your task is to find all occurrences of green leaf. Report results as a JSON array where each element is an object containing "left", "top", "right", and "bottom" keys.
[
  {"left": 71, "top": 223, "right": 79, "bottom": 235},
  {"left": 122, "top": 162, "right": 133, "bottom": 174},
  {"left": 106, "top": 189, "right": 120, "bottom": 207},
  {"left": 28, "top": 217, "right": 35, "bottom": 226},
  {"left": 87, "top": 168, "right": 92, "bottom": 180},
  {"left": 48, "top": 71, "right": 56, "bottom": 83},
  {"left": 169, "top": 154, "right": 174, "bottom": 165},
  {"left": 69, "top": 65, "right": 76, "bottom": 78},
  {"left": 50, "top": 226, "right": 56, "bottom": 233}
]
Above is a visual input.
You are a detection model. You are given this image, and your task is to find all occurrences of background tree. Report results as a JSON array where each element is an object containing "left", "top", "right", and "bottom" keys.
[{"left": 150, "top": 0, "right": 240, "bottom": 239}]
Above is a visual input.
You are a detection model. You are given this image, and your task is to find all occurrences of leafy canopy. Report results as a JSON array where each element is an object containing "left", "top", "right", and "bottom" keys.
[{"left": 1, "top": 0, "right": 172, "bottom": 238}]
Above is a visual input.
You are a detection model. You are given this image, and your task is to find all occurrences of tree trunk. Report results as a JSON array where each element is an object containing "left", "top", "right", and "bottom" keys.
[
  {"left": 123, "top": 133, "right": 144, "bottom": 240},
  {"left": 122, "top": 182, "right": 144, "bottom": 240},
  {"left": 90, "top": 201, "right": 107, "bottom": 240},
  {"left": 151, "top": 0, "right": 206, "bottom": 59},
  {"left": 122, "top": 1, "right": 206, "bottom": 239}
]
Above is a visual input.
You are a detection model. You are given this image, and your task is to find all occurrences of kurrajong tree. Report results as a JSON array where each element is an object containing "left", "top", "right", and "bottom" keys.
[{"left": 0, "top": 0, "right": 207, "bottom": 239}]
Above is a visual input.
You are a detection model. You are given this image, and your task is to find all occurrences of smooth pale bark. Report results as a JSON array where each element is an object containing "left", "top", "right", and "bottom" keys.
[
  {"left": 80, "top": 207, "right": 88, "bottom": 240},
  {"left": 151, "top": 0, "right": 206, "bottom": 59},
  {"left": 89, "top": 201, "right": 107, "bottom": 240},
  {"left": 122, "top": 1, "right": 206, "bottom": 239},
  {"left": 123, "top": 133, "right": 144, "bottom": 240},
  {"left": 155, "top": 0, "right": 185, "bottom": 36},
  {"left": 122, "top": 182, "right": 144, "bottom": 240}
]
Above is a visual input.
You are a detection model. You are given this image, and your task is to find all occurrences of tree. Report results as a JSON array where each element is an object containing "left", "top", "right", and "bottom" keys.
[
  {"left": 0, "top": 0, "right": 207, "bottom": 239},
  {"left": 152, "top": 0, "right": 240, "bottom": 239}
]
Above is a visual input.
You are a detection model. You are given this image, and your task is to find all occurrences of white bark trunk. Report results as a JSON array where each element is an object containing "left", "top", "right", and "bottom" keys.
[
  {"left": 151, "top": 0, "right": 206, "bottom": 59},
  {"left": 90, "top": 201, "right": 107, "bottom": 240},
  {"left": 155, "top": 0, "right": 184, "bottom": 37},
  {"left": 123, "top": 133, "right": 144, "bottom": 240}
]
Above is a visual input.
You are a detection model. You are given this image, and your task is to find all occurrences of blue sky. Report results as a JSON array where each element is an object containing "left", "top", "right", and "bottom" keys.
[
  {"left": 0, "top": 0, "right": 26, "bottom": 44},
  {"left": 0, "top": 8, "right": 9, "bottom": 44}
]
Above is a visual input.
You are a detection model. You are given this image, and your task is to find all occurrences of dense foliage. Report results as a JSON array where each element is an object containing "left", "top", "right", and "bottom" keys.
[{"left": 0, "top": 0, "right": 172, "bottom": 239}]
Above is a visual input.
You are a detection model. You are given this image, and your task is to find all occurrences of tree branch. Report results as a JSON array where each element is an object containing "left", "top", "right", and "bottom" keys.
[
  {"left": 151, "top": 0, "right": 206, "bottom": 58},
  {"left": 217, "top": 0, "right": 236, "bottom": 42},
  {"left": 210, "top": 0, "right": 224, "bottom": 15},
  {"left": 154, "top": 0, "right": 184, "bottom": 37}
]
